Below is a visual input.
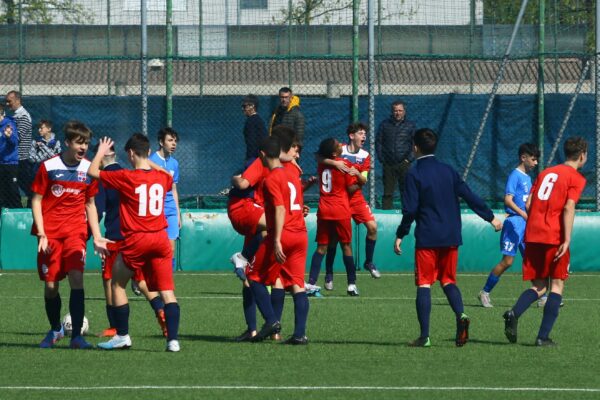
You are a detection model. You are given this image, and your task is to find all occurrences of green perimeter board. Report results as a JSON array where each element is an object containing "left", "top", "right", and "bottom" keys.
[{"left": 3, "top": 208, "right": 600, "bottom": 272}]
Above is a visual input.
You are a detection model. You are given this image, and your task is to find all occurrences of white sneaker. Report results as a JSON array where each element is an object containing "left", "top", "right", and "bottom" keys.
[
  {"left": 230, "top": 252, "right": 248, "bottom": 270},
  {"left": 166, "top": 339, "right": 180, "bottom": 352},
  {"left": 324, "top": 281, "right": 333, "bottom": 291},
  {"left": 305, "top": 283, "right": 321, "bottom": 292},
  {"left": 478, "top": 290, "right": 493, "bottom": 308},
  {"left": 347, "top": 284, "right": 359, "bottom": 296},
  {"left": 97, "top": 334, "right": 132, "bottom": 350}
]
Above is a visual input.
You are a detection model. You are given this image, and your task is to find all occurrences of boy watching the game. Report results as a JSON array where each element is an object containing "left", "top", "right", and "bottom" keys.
[
  {"left": 33, "top": 120, "right": 109, "bottom": 349},
  {"left": 90, "top": 134, "right": 181, "bottom": 352}
]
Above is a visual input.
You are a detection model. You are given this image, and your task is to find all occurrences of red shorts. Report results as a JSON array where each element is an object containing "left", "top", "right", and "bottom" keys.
[
  {"left": 351, "top": 201, "right": 375, "bottom": 224},
  {"left": 247, "top": 230, "right": 308, "bottom": 288},
  {"left": 37, "top": 235, "right": 87, "bottom": 282},
  {"left": 522, "top": 243, "right": 570, "bottom": 281},
  {"left": 414, "top": 247, "right": 458, "bottom": 286},
  {"left": 228, "top": 199, "right": 264, "bottom": 237},
  {"left": 120, "top": 230, "right": 174, "bottom": 291},
  {"left": 102, "top": 241, "right": 143, "bottom": 281},
  {"left": 316, "top": 219, "right": 352, "bottom": 245}
]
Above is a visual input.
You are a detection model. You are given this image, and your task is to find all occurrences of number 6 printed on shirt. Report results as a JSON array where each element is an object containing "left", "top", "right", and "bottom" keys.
[{"left": 537, "top": 173, "right": 558, "bottom": 201}]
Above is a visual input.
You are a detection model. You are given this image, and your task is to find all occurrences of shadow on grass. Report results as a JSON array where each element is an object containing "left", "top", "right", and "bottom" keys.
[{"left": 178, "top": 334, "right": 237, "bottom": 343}]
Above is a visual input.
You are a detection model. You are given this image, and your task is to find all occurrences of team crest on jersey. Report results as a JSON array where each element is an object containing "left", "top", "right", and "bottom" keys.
[
  {"left": 51, "top": 184, "right": 65, "bottom": 197},
  {"left": 77, "top": 171, "right": 87, "bottom": 182}
]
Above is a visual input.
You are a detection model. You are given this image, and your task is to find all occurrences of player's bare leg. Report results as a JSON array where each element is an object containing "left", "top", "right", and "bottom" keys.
[
  {"left": 479, "top": 255, "right": 514, "bottom": 308},
  {"left": 98, "top": 255, "right": 133, "bottom": 350},
  {"left": 231, "top": 216, "right": 267, "bottom": 280}
]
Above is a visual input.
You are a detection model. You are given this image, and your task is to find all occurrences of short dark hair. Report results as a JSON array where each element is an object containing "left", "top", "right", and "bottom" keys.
[
  {"left": 125, "top": 133, "right": 151, "bottom": 157},
  {"left": 518, "top": 143, "right": 540, "bottom": 159},
  {"left": 391, "top": 100, "right": 405, "bottom": 109},
  {"left": 157, "top": 127, "right": 178, "bottom": 145},
  {"left": 347, "top": 122, "right": 368, "bottom": 136},
  {"left": 242, "top": 94, "right": 259, "bottom": 111},
  {"left": 564, "top": 137, "right": 588, "bottom": 161},
  {"left": 7, "top": 90, "right": 21, "bottom": 100},
  {"left": 260, "top": 136, "right": 281, "bottom": 159},
  {"left": 413, "top": 128, "right": 437, "bottom": 155},
  {"left": 317, "top": 137, "right": 338, "bottom": 159},
  {"left": 271, "top": 125, "right": 296, "bottom": 152},
  {"left": 279, "top": 87, "right": 292, "bottom": 95},
  {"left": 64, "top": 120, "right": 92, "bottom": 143},
  {"left": 39, "top": 119, "right": 53, "bottom": 130}
]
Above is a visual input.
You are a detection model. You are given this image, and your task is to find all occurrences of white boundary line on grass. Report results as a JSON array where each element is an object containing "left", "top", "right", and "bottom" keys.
[{"left": 0, "top": 385, "right": 599, "bottom": 393}]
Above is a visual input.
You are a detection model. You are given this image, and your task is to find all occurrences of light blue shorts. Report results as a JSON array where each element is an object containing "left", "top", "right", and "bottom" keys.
[
  {"left": 500, "top": 215, "right": 526, "bottom": 257},
  {"left": 165, "top": 213, "right": 180, "bottom": 240}
]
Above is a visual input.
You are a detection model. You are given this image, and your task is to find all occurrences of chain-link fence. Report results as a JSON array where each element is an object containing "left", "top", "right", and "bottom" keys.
[{"left": 0, "top": 0, "right": 596, "bottom": 209}]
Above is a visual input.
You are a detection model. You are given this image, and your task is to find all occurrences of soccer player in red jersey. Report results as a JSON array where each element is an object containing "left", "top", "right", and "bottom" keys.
[
  {"left": 322, "top": 123, "right": 380, "bottom": 291},
  {"left": 503, "top": 137, "right": 587, "bottom": 346},
  {"left": 307, "top": 137, "right": 362, "bottom": 296},
  {"left": 246, "top": 135, "right": 310, "bottom": 343},
  {"left": 33, "top": 120, "right": 110, "bottom": 349},
  {"left": 90, "top": 134, "right": 181, "bottom": 352}
]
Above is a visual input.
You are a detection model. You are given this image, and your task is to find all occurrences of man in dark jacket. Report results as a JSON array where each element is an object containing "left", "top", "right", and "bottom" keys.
[
  {"left": 241, "top": 94, "right": 267, "bottom": 164},
  {"left": 375, "top": 100, "right": 416, "bottom": 209},
  {"left": 269, "top": 87, "right": 305, "bottom": 145},
  {"left": 0, "top": 104, "right": 21, "bottom": 208}
]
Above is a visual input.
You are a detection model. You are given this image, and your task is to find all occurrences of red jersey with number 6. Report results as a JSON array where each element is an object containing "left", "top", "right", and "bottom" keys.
[
  {"left": 263, "top": 165, "right": 306, "bottom": 233},
  {"left": 524, "top": 164, "right": 586, "bottom": 245},
  {"left": 316, "top": 158, "right": 356, "bottom": 220},
  {"left": 99, "top": 169, "right": 173, "bottom": 235}
]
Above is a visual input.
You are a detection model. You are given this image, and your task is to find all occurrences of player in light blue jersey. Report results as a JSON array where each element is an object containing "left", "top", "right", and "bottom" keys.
[
  {"left": 478, "top": 143, "right": 539, "bottom": 308},
  {"left": 149, "top": 127, "right": 181, "bottom": 272}
]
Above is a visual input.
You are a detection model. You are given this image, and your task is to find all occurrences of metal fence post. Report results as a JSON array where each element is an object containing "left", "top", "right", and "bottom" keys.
[{"left": 141, "top": 0, "right": 148, "bottom": 136}]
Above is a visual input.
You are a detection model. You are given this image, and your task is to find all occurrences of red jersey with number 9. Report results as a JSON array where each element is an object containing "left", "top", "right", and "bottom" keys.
[
  {"left": 263, "top": 165, "right": 306, "bottom": 233},
  {"left": 525, "top": 164, "right": 586, "bottom": 245},
  {"left": 316, "top": 158, "right": 356, "bottom": 220},
  {"left": 99, "top": 168, "right": 173, "bottom": 235}
]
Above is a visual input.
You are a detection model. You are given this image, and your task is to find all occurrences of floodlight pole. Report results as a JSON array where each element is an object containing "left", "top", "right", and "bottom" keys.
[
  {"left": 368, "top": 0, "right": 376, "bottom": 209},
  {"left": 166, "top": 0, "right": 174, "bottom": 127},
  {"left": 141, "top": 0, "right": 148, "bottom": 136}
]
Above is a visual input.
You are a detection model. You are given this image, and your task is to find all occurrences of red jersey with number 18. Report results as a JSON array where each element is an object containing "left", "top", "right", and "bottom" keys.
[
  {"left": 263, "top": 166, "right": 306, "bottom": 233},
  {"left": 524, "top": 164, "right": 586, "bottom": 245},
  {"left": 99, "top": 168, "right": 173, "bottom": 235}
]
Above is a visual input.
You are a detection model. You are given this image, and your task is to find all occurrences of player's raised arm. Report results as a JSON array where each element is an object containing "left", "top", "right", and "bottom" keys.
[{"left": 88, "top": 136, "right": 114, "bottom": 179}]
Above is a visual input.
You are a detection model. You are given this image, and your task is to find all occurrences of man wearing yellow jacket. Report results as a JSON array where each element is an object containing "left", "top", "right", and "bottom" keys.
[{"left": 269, "top": 87, "right": 305, "bottom": 145}]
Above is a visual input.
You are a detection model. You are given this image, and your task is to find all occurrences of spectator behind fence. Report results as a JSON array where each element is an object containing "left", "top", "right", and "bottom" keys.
[
  {"left": 0, "top": 104, "right": 21, "bottom": 208},
  {"left": 29, "top": 120, "right": 61, "bottom": 171},
  {"left": 6, "top": 90, "right": 33, "bottom": 206},
  {"left": 375, "top": 100, "right": 416, "bottom": 210},
  {"left": 241, "top": 95, "right": 267, "bottom": 164},
  {"left": 269, "top": 87, "right": 305, "bottom": 145}
]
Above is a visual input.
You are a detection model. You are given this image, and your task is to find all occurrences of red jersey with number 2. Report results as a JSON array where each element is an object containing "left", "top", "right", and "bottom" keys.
[
  {"left": 525, "top": 164, "right": 586, "bottom": 245},
  {"left": 263, "top": 166, "right": 306, "bottom": 233},
  {"left": 317, "top": 158, "right": 356, "bottom": 220},
  {"left": 99, "top": 169, "right": 173, "bottom": 235}
]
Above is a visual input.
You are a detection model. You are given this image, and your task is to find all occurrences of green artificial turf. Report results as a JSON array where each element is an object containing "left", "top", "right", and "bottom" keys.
[{"left": 0, "top": 270, "right": 599, "bottom": 400}]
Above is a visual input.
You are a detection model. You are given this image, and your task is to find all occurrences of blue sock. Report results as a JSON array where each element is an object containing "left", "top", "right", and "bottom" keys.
[
  {"left": 483, "top": 273, "right": 500, "bottom": 293},
  {"left": 365, "top": 237, "right": 376, "bottom": 264},
  {"left": 249, "top": 280, "right": 277, "bottom": 324},
  {"left": 242, "top": 232, "right": 264, "bottom": 260},
  {"left": 293, "top": 292, "right": 309, "bottom": 338},
  {"left": 45, "top": 294, "right": 62, "bottom": 332},
  {"left": 106, "top": 304, "right": 116, "bottom": 328},
  {"left": 308, "top": 252, "right": 324, "bottom": 285},
  {"left": 242, "top": 285, "right": 257, "bottom": 331},
  {"left": 271, "top": 288, "right": 286, "bottom": 322},
  {"left": 113, "top": 304, "right": 130, "bottom": 336},
  {"left": 164, "top": 302, "right": 180, "bottom": 341},
  {"left": 512, "top": 288, "right": 539, "bottom": 318},
  {"left": 416, "top": 287, "right": 431, "bottom": 338},
  {"left": 149, "top": 296, "right": 165, "bottom": 315},
  {"left": 325, "top": 245, "right": 336, "bottom": 282},
  {"left": 537, "top": 292, "right": 562, "bottom": 340},
  {"left": 442, "top": 284, "right": 464, "bottom": 318},
  {"left": 343, "top": 255, "right": 357, "bottom": 285},
  {"left": 69, "top": 289, "right": 85, "bottom": 338},
  {"left": 172, "top": 258, "right": 176, "bottom": 272}
]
